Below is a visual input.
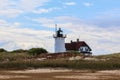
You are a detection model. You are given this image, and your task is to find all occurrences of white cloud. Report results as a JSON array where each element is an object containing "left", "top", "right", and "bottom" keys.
[
  {"left": 83, "top": 2, "right": 93, "bottom": 7},
  {"left": 33, "top": 7, "right": 59, "bottom": 14},
  {"left": 0, "top": 19, "right": 7, "bottom": 25},
  {"left": 0, "top": 0, "right": 10, "bottom": 9},
  {"left": 0, "top": 0, "right": 51, "bottom": 17},
  {"left": 0, "top": 19, "right": 54, "bottom": 52},
  {"left": 89, "top": 9, "right": 120, "bottom": 27},
  {"left": 19, "top": 0, "right": 50, "bottom": 11},
  {"left": 33, "top": 16, "right": 120, "bottom": 55},
  {"left": 0, "top": 9, "right": 23, "bottom": 17},
  {"left": 33, "top": 9, "right": 50, "bottom": 14},
  {"left": 0, "top": 0, "right": 22, "bottom": 17},
  {"left": 64, "top": 2, "right": 76, "bottom": 6}
]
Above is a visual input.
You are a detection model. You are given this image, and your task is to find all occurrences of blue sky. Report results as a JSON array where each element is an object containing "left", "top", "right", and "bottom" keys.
[{"left": 0, "top": 0, "right": 120, "bottom": 55}]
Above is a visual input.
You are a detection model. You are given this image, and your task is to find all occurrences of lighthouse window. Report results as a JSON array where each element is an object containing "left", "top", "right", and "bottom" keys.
[{"left": 60, "top": 31, "right": 63, "bottom": 34}]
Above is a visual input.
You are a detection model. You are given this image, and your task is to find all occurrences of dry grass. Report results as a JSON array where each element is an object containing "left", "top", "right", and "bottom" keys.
[{"left": 0, "top": 52, "right": 120, "bottom": 70}]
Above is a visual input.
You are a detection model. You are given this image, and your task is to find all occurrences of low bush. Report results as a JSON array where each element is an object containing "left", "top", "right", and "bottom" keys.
[
  {"left": 0, "top": 48, "right": 7, "bottom": 53},
  {"left": 10, "top": 49, "right": 28, "bottom": 53},
  {"left": 28, "top": 48, "right": 48, "bottom": 56}
]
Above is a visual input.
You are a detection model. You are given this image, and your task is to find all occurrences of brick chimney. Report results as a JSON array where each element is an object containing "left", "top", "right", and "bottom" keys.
[{"left": 77, "top": 39, "right": 79, "bottom": 42}]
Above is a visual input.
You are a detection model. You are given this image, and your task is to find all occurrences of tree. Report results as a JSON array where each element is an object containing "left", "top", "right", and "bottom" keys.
[{"left": 28, "top": 48, "right": 48, "bottom": 56}]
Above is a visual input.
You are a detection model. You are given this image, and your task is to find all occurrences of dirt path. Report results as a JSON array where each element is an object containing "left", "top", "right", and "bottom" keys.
[{"left": 0, "top": 69, "right": 120, "bottom": 80}]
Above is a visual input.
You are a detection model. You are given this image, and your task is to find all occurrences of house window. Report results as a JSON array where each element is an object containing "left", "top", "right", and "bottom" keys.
[{"left": 79, "top": 46, "right": 89, "bottom": 52}]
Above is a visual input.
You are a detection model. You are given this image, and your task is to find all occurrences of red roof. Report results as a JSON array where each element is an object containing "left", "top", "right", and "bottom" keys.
[{"left": 65, "top": 39, "right": 92, "bottom": 51}]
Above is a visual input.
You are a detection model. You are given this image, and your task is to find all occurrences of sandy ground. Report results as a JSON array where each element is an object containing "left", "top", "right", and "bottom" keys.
[
  {"left": 8, "top": 68, "right": 71, "bottom": 73},
  {"left": 0, "top": 75, "right": 28, "bottom": 79},
  {"left": 0, "top": 68, "right": 120, "bottom": 80}
]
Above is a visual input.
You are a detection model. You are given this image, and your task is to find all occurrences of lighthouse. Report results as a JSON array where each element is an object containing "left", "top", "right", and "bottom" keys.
[{"left": 53, "top": 27, "right": 66, "bottom": 53}]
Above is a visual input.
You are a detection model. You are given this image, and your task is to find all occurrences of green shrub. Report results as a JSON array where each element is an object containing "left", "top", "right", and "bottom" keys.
[
  {"left": 0, "top": 48, "right": 7, "bottom": 53},
  {"left": 28, "top": 48, "right": 48, "bottom": 56},
  {"left": 11, "top": 49, "right": 28, "bottom": 53}
]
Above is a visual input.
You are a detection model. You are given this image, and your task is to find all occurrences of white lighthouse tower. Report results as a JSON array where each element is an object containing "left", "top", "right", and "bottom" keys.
[{"left": 53, "top": 27, "right": 66, "bottom": 53}]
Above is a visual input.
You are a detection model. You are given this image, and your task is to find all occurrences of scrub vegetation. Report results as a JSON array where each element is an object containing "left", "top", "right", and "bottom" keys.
[{"left": 0, "top": 48, "right": 120, "bottom": 70}]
